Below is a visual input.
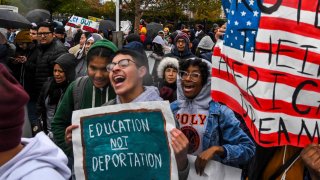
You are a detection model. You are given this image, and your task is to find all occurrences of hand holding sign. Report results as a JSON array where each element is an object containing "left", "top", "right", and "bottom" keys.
[
  {"left": 65, "top": 124, "right": 79, "bottom": 144},
  {"left": 195, "top": 146, "right": 225, "bottom": 176},
  {"left": 171, "top": 128, "right": 189, "bottom": 171}
]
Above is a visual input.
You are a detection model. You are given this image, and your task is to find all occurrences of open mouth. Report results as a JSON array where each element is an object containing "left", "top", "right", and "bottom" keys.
[
  {"left": 112, "top": 75, "right": 126, "bottom": 86},
  {"left": 183, "top": 84, "right": 195, "bottom": 92}
]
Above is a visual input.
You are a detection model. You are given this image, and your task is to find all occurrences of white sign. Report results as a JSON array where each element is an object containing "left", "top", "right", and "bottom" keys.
[
  {"left": 72, "top": 101, "right": 179, "bottom": 180},
  {"left": 187, "top": 155, "right": 242, "bottom": 180},
  {"left": 67, "top": 15, "right": 99, "bottom": 33}
]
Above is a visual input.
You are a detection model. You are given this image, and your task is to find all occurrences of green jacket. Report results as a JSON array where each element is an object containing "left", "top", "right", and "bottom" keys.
[{"left": 51, "top": 77, "right": 115, "bottom": 156}]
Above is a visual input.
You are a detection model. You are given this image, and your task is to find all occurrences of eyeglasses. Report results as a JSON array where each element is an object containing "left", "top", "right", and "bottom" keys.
[
  {"left": 106, "top": 59, "right": 136, "bottom": 72},
  {"left": 179, "top": 70, "right": 201, "bottom": 82},
  {"left": 176, "top": 39, "right": 186, "bottom": 44},
  {"left": 37, "top": 32, "right": 52, "bottom": 37}
]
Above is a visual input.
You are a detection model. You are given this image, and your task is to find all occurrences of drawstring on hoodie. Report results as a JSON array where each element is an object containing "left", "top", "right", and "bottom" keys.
[
  {"left": 91, "top": 86, "right": 109, "bottom": 108},
  {"left": 280, "top": 146, "right": 301, "bottom": 180}
]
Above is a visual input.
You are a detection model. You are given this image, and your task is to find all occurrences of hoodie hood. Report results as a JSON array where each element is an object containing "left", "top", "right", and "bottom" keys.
[
  {"left": 157, "top": 57, "right": 179, "bottom": 79},
  {"left": 54, "top": 53, "right": 76, "bottom": 83},
  {"left": 177, "top": 58, "right": 212, "bottom": 112},
  {"left": 198, "top": 35, "right": 214, "bottom": 50},
  {"left": 116, "top": 86, "right": 163, "bottom": 104},
  {"left": 87, "top": 33, "right": 103, "bottom": 43},
  {"left": 0, "top": 132, "right": 70, "bottom": 180}
]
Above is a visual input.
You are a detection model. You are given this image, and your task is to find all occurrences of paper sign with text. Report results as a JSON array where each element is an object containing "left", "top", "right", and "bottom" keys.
[
  {"left": 187, "top": 155, "right": 242, "bottom": 180},
  {"left": 72, "top": 101, "right": 178, "bottom": 180},
  {"left": 66, "top": 15, "right": 99, "bottom": 33},
  {"left": 212, "top": 0, "right": 320, "bottom": 147}
]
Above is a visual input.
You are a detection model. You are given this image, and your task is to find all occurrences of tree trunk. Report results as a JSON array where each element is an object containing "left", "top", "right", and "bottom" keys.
[{"left": 134, "top": 0, "right": 142, "bottom": 34}]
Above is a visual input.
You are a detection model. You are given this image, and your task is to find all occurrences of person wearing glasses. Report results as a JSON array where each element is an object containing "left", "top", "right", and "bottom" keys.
[
  {"left": 32, "top": 21, "right": 67, "bottom": 135},
  {"left": 170, "top": 58, "right": 255, "bottom": 177},
  {"left": 103, "top": 48, "right": 190, "bottom": 180},
  {"left": 165, "top": 32, "right": 195, "bottom": 60}
]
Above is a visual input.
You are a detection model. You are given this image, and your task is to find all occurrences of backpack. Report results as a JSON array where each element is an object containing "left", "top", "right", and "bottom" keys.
[{"left": 72, "top": 76, "right": 89, "bottom": 110}]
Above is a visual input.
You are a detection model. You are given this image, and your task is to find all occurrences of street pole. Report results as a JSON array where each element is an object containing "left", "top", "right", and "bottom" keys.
[
  {"left": 113, "top": 0, "right": 123, "bottom": 49},
  {"left": 116, "top": 0, "right": 120, "bottom": 31}
]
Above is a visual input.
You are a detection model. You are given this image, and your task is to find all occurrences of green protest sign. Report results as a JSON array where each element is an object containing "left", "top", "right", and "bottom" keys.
[{"left": 72, "top": 101, "right": 178, "bottom": 180}]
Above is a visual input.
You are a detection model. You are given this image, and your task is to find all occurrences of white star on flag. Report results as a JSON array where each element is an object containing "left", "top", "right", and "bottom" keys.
[{"left": 241, "top": 11, "right": 246, "bottom": 16}]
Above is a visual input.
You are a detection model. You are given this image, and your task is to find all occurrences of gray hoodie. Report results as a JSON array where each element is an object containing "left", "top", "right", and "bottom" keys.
[
  {"left": 176, "top": 58, "right": 212, "bottom": 111},
  {"left": 104, "top": 86, "right": 163, "bottom": 105},
  {"left": 0, "top": 132, "right": 71, "bottom": 180}
]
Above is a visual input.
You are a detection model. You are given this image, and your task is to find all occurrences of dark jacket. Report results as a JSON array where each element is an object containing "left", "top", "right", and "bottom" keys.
[
  {"left": 34, "top": 39, "right": 67, "bottom": 95},
  {"left": 164, "top": 45, "right": 195, "bottom": 60},
  {"left": 7, "top": 45, "right": 38, "bottom": 100},
  {"left": 157, "top": 80, "right": 177, "bottom": 103},
  {"left": 37, "top": 53, "right": 76, "bottom": 134}
]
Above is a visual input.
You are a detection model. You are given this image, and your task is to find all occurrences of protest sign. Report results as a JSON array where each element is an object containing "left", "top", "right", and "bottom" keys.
[
  {"left": 121, "top": 20, "right": 132, "bottom": 35},
  {"left": 72, "top": 101, "right": 178, "bottom": 180},
  {"left": 212, "top": 0, "right": 320, "bottom": 147},
  {"left": 66, "top": 15, "right": 99, "bottom": 33},
  {"left": 187, "top": 155, "right": 242, "bottom": 180}
]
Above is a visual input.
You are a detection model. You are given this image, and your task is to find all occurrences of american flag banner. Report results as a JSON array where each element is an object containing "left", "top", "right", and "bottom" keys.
[{"left": 212, "top": 0, "right": 320, "bottom": 147}]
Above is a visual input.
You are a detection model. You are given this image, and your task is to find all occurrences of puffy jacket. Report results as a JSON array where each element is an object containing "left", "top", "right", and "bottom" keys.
[{"left": 34, "top": 39, "right": 67, "bottom": 95}]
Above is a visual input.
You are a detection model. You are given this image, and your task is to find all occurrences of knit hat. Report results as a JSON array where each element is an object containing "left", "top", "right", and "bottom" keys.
[
  {"left": 14, "top": 30, "right": 32, "bottom": 43},
  {"left": 88, "top": 39, "right": 118, "bottom": 53},
  {"left": 157, "top": 57, "right": 179, "bottom": 79},
  {"left": 123, "top": 41, "right": 147, "bottom": 57},
  {"left": 174, "top": 32, "right": 190, "bottom": 45},
  {"left": 198, "top": 35, "right": 214, "bottom": 51},
  {"left": 0, "top": 64, "right": 29, "bottom": 152}
]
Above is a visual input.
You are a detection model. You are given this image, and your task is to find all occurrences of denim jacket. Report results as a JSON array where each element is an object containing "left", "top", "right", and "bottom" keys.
[{"left": 171, "top": 100, "right": 256, "bottom": 167}]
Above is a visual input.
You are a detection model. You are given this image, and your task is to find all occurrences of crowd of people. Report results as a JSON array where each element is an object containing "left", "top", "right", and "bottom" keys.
[{"left": 0, "top": 19, "right": 319, "bottom": 180}]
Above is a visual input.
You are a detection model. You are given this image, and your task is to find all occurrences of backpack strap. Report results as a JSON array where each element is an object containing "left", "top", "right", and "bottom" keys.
[{"left": 73, "top": 76, "right": 89, "bottom": 110}]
